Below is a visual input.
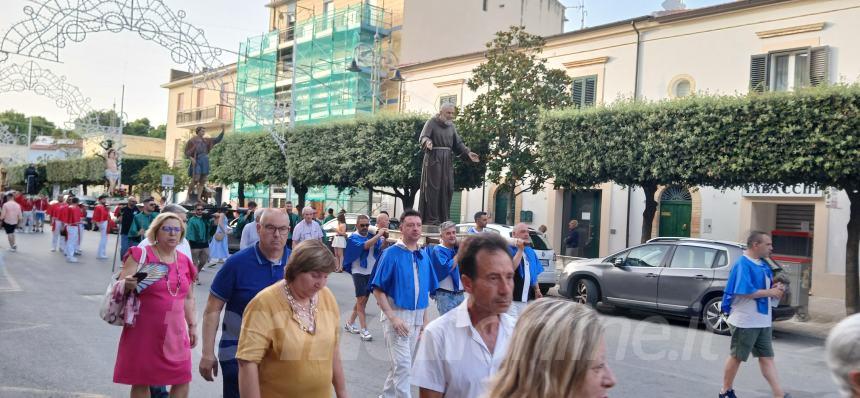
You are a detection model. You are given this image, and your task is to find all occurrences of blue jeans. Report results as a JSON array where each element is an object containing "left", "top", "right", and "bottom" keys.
[
  {"left": 120, "top": 234, "right": 130, "bottom": 259},
  {"left": 220, "top": 359, "right": 240, "bottom": 398},
  {"left": 434, "top": 290, "right": 465, "bottom": 315}
]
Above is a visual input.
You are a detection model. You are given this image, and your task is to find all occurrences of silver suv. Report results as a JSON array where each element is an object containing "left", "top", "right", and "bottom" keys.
[
  {"left": 455, "top": 223, "right": 557, "bottom": 294},
  {"left": 558, "top": 238, "right": 797, "bottom": 335}
]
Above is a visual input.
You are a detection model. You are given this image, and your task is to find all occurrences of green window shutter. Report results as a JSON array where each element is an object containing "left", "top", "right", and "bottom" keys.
[
  {"left": 810, "top": 46, "right": 829, "bottom": 87},
  {"left": 749, "top": 54, "right": 769, "bottom": 93},
  {"left": 584, "top": 76, "right": 597, "bottom": 107},
  {"left": 449, "top": 191, "right": 462, "bottom": 222},
  {"left": 572, "top": 78, "right": 585, "bottom": 108}
]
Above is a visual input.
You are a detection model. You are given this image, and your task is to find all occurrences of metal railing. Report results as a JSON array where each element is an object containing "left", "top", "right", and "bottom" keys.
[{"left": 176, "top": 104, "right": 232, "bottom": 126}]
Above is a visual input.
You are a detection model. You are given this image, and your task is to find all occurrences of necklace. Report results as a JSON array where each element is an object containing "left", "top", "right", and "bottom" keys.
[
  {"left": 155, "top": 247, "right": 181, "bottom": 297},
  {"left": 283, "top": 283, "right": 318, "bottom": 334}
]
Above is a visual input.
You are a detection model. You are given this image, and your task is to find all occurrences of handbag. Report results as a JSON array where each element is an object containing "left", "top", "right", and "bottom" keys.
[{"left": 99, "top": 248, "right": 146, "bottom": 326}]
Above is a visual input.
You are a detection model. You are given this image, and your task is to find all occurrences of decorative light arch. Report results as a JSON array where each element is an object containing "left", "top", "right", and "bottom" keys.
[
  {"left": 0, "top": 60, "right": 92, "bottom": 123},
  {"left": 0, "top": 1, "right": 284, "bottom": 154},
  {"left": 0, "top": 124, "right": 19, "bottom": 145}
]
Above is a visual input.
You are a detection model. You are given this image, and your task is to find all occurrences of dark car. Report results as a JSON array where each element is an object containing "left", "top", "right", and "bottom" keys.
[{"left": 558, "top": 238, "right": 797, "bottom": 335}]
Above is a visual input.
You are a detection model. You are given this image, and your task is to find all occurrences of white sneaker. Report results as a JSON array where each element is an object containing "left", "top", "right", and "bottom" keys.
[
  {"left": 50, "top": 247, "right": 56, "bottom": 252},
  {"left": 66, "top": 257, "right": 78, "bottom": 263},
  {"left": 360, "top": 329, "right": 373, "bottom": 341},
  {"left": 9, "top": 246, "right": 16, "bottom": 252},
  {"left": 343, "top": 323, "right": 359, "bottom": 334}
]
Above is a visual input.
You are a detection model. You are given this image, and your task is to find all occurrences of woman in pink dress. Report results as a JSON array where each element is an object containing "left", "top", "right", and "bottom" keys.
[{"left": 113, "top": 212, "right": 198, "bottom": 397}]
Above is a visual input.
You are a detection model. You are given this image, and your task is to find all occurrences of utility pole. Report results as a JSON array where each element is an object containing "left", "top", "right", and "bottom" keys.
[{"left": 27, "top": 116, "right": 32, "bottom": 161}]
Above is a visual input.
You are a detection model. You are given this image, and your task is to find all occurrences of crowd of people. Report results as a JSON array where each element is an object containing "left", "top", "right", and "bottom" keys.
[{"left": 7, "top": 190, "right": 860, "bottom": 398}]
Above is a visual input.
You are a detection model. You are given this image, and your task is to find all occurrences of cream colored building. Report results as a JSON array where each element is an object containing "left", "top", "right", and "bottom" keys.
[
  {"left": 400, "top": 0, "right": 860, "bottom": 299},
  {"left": 83, "top": 135, "right": 165, "bottom": 160},
  {"left": 161, "top": 66, "right": 237, "bottom": 167}
]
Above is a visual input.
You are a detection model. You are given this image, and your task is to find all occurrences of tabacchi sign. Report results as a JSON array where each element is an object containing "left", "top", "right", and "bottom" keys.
[{"left": 742, "top": 184, "right": 823, "bottom": 198}]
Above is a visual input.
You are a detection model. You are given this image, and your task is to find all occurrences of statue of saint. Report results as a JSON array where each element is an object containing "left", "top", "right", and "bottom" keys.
[
  {"left": 104, "top": 149, "right": 120, "bottom": 196},
  {"left": 184, "top": 127, "right": 224, "bottom": 203},
  {"left": 418, "top": 104, "right": 479, "bottom": 225}
]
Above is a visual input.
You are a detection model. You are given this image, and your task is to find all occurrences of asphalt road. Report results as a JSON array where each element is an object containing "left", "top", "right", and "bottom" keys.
[{"left": 0, "top": 231, "right": 840, "bottom": 397}]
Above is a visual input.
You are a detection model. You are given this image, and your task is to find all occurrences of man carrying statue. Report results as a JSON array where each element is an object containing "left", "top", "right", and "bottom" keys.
[
  {"left": 184, "top": 127, "right": 224, "bottom": 204},
  {"left": 419, "top": 104, "right": 479, "bottom": 225}
]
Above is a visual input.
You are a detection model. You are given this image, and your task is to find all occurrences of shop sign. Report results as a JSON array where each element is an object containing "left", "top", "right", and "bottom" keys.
[{"left": 742, "top": 184, "right": 823, "bottom": 198}]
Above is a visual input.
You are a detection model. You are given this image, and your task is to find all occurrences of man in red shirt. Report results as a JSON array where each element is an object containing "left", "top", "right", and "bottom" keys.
[
  {"left": 64, "top": 197, "right": 82, "bottom": 263},
  {"left": 13, "top": 192, "right": 30, "bottom": 233},
  {"left": 92, "top": 195, "right": 111, "bottom": 259},
  {"left": 50, "top": 196, "right": 69, "bottom": 252}
]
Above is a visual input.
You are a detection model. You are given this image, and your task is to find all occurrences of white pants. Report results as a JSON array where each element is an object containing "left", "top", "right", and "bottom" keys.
[
  {"left": 97, "top": 221, "right": 108, "bottom": 258},
  {"left": 65, "top": 225, "right": 79, "bottom": 259},
  {"left": 381, "top": 321, "right": 421, "bottom": 398},
  {"left": 506, "top": 301, "right": 529, "bottom": 319},
  {"left": 52, "top": 220, "right": 65, "bottom": 250}
]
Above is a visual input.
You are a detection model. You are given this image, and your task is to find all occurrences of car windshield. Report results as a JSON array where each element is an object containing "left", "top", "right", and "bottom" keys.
[{"left": 529, "top": 232, "right": 552, "bottom": 250}]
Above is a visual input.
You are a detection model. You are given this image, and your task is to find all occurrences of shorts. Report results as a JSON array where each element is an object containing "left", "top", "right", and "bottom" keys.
[
  {"left": 729, "top": 325, "right": 774, "bottom": 361},
  {"left": 2, "top": 222, "right": 16, "bottom": 234},
  {"left": 352, "top": 273, "right": 372, "bottom": 297},
  {"left": 35, "top": 211, "right": 45, "bottom": 222},
  {"left": 332, "top": 235, "right": 347, "bottom": 249}
]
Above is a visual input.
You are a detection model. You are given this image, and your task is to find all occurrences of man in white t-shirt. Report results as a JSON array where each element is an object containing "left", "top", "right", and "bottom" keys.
[
  {"left": 412, "top": 232, "right": 515, "bottom": 398},
  {"left": 720, "top": 231, "right": 789, "bottom": 398}
]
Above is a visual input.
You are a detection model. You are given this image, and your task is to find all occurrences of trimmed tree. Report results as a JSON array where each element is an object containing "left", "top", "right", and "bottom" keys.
[
  {"left": 540, "top": 85, "right": 860, "bottom": 314},
  {"left": 459, "top": 26, "right": 572, "bottom": 224},
  {"left": 209, "top": 132, "right": 288, "bottom": 206}
]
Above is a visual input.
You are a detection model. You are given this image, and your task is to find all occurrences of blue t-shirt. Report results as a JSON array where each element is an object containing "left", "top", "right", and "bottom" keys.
[{"left": 210, "top": 242, "right": 291, "bottom": 361}]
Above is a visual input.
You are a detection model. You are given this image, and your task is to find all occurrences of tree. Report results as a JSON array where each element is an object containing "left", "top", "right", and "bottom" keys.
[
  {"left": 209, "top": 132, "right": 288, "bottom": 206},
  {"left": 124, "top": 118, "right": 153, "bottom": 137},
  {"left": 135, "top": 160, "right": 190, "bottom": 198},
  {"left": 149, "top": 124, "right": 167, "bottom": 139},
  {"left": 0, "top": 110, "right": 62, "bottom": 142},
  {"left": 540, "top": 85, "right": 860, "bottom": 314},
  {"left": 459, "top": 26, "right": 572, "bottom": 224}
]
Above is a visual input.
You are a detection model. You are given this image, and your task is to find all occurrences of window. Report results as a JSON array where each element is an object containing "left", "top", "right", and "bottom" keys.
[
  {"left": 196, "top": 88, "right": 205, "bottom": 107},
  {"left": 623, "top": 244, "right": 670, "bottom": 268},
  {"left": 750, "top": 46, "right": 828, "bottom": 93},
  {"left": 669, "top": 246, "right": 722, "bottom": 269},
  {"left": 177, "top": 93, "right": 185, "bottom": 111},
  {"left": 673, "top": 79, "right": 691, "bottom": 97},
  {"left": 483, "top": 0, "right": 489, "bottom": 11},
  {"left": 572, "top": 75, "right": 597, "bottom": 108},
  {"left": 439, "top": 95, "right": 457, "bottom": 109}
]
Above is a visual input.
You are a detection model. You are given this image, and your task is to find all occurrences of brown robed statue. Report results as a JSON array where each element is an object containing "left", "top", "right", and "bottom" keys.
[
  {"left": 184, "top": 127, "right": 224, "bottom": 204},
  {"left": 418, "top": 104, "right": 479, "bottom": 225}
]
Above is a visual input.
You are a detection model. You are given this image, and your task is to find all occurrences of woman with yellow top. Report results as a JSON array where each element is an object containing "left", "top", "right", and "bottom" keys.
[{"left": 236, "top": 239, "right": 348, "bottom": 398}]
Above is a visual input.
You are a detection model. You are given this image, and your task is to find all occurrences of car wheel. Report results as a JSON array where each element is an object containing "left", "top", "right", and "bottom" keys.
[
  {"left": 573, "top": 279, "right": 599, "bottom": 308},
  {"left": 703, "top": 297, "right": 731, "bottom": 335},
  {"left": 539, "top": 284, "right": 552, "bottom": 295}
]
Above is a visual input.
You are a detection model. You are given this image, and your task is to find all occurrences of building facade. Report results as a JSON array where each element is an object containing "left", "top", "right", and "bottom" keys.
[
  {"left": 400, "top": 0, "right": 860, "bottom": 299},
  {"left": 83, "top": 135, "right": 165, "bottom": 160}
]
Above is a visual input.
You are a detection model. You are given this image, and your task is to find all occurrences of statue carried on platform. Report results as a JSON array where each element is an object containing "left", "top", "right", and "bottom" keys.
[
  {"left": 418, "top": 104, "right": 479, "bottom": 225},
  {"left": 184, "top": 127, "right": 224, "bottom": 204}
]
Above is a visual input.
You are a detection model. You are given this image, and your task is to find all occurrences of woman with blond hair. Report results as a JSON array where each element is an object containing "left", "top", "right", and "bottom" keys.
[
  {"left": 236, "top": 240, "right": 348, "bottom": 398},
  {"left": 113, "top": 212, "right": 198, "bottom": 398},
  {"left": 485, "top": 298, "right": 616, "bottom": 398}
]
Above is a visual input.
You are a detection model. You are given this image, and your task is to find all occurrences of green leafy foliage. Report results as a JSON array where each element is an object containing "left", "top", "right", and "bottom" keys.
[
  {"left": 135, "top": 160, "right": 190, "bottom": 197},
  {"left": 209, "top": 132, "right": 289, "bottom": 186},
  {"left": 7, "top": 163, "right": 47, "bottom": 193},
  {"left": 458, "top": 26, "right": 572, "bottom": 223},
  {"left": 0, "top": 110, "right": 64, "bottom": 142},
  {"left": 540, "top": 84, "right": 860, "bottom": 312}
]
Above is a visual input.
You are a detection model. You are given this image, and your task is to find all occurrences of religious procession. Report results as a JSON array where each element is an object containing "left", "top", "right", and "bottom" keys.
[{"left": 1, "top": 0, "right": 857, "bottom": 398}]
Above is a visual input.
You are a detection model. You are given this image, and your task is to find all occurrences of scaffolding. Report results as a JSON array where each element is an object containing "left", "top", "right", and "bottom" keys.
[
  {"left": 234, "top": 30, "right": 279, "bottom": 133},
  {"left": 292, "top": 3, "right": 392, "bottom": 124}
]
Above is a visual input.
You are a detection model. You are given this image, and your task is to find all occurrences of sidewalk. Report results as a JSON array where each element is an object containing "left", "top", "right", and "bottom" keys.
[{"left": 774, "top": 295, "right": 847, "bottom": 339}]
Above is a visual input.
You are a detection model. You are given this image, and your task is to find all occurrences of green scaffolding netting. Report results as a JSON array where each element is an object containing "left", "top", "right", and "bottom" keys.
[{"left": 234, "top": 31, "right": 279, "bottom": 133}]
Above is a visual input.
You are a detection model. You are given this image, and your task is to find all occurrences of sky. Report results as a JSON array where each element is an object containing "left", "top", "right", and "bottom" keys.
[{"left": 0, "top": 0, "right": 728, "bottom": 129}]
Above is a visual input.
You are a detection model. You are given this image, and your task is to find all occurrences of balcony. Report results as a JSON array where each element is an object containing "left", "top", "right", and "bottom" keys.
[{"left": 176, "top": 104, "right": 233, "bottom": 129}]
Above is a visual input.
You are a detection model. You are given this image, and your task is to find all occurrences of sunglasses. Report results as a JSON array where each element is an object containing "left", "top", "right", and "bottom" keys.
[
  {"left": 358, "top": 223, "right": 370, "bottom": 227},
  {"left": 160, "top": 226, "right": 182, "bottom": 234},
  {"left": 195, "top": 208, "right": 203, "bottom": 211}
]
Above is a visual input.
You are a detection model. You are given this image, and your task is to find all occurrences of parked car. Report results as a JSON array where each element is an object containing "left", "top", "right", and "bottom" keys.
[
  {"left": 226, "top": 207, "right": 251, "bottom": 253},
  {"left": 558, "top": 237, "right": 798, "bottom": 335},
  {"left": 455, "top": 223, "right": 558, "bottom": 295},
  {"left": 78, "top": 196, "right": 97, "bottom": 230},
  {"left": 321, "top": 213, "right": 400, "bottom": 247}
]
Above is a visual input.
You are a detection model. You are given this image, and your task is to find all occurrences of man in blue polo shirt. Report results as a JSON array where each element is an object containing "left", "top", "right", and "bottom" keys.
[
  {"left": 372, "top": 209, "right": 438, "bottom": 398},
  {"left": 198, "top": 209, "right": 291, "bottom": 398}
]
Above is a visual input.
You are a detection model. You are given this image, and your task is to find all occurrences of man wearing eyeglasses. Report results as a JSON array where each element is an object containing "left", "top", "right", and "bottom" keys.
[
  {"left": 343, "top": 214, "right": 387, "bottom": 341},
  {"left": 199, "top": 209, "right": 291, "bottom": 398},
  {"left": 187, "top": 205, "right": 213, "bottom": 277},
  {"left": 128, "top": 197, "right": 159, "bottom": 248}
]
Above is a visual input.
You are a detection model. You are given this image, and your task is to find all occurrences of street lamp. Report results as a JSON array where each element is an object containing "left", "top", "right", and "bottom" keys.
[{"left": 348, "top": 41, "right": 401, "bottom": 113}]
